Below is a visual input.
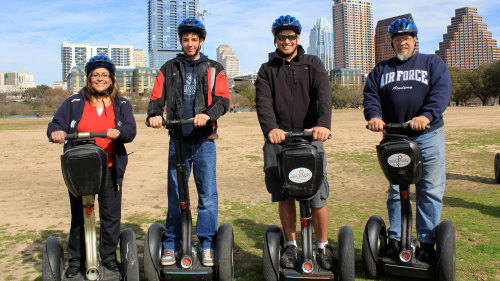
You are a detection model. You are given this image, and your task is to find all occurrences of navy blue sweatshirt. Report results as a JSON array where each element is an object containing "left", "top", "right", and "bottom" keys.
[{"left": 363, "top": 52, "right": 451, "bottom": 136}]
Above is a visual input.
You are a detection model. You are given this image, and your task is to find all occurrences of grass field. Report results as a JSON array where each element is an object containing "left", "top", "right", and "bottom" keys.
[{"left": 0, "top": 107, "right": 499, "bottom": 280}]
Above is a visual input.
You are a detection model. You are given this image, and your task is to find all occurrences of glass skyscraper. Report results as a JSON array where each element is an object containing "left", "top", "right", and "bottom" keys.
[
  {"left": 308, "top": 17, "right": 334, "bottom": 71},
  {"left": 148, "top": 0, "right": 198, "bottom": 68}
]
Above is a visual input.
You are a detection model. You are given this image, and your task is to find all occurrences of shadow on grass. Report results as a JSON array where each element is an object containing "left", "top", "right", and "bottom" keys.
[
  {"left": 443, "top": 196, "right": 500, "bottom": 218},
  {"left": 446, "top": 172, "right": 496, "bottom": 184}
]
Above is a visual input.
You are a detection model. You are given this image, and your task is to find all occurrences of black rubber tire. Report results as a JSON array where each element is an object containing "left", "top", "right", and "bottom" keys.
[
  {"left": 42, "top": 236, "right": 63, "bottom": 281},
  {"left": 436, "top": 220, "right": 456, "bottom": 281},
  {"left": 120, "top": 228, "right": 140, "bottom": 281},
  {"left": 361, "top": 216, "right": 386, "bottom": 279},
  {"left": 215, "top": 223, "right": 234, "bottom": 281},
  {"left": 262, "top": 226, "right": 282, "bottom": 281},
  {"left": 494, "top": 153, "right": 500, "bottom": 184},
  {"left": 143, "top": 223, "right": 164, "bottom": 281},
  {"left": 336, "top": 226, "right": 355, "bottom": 281}
]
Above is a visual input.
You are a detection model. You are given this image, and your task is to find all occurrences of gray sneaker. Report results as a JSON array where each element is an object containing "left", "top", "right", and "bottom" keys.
[
  {"left": 201, "top": 249, "right": 215, "bottom": 267},
  {"left": 161, "top": 250, "right": 176, "bottom": 266}
]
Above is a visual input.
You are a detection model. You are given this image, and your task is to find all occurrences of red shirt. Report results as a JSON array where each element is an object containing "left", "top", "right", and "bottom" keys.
[{"left": 78, "top": 100, "right": 116, "bottom": 167}]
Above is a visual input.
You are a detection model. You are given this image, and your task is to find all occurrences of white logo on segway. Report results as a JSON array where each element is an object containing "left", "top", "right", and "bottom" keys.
[
  {"left": 387, "top": 153, "right": 411, "bottom": 167},
  {"left": 289, "top": 167, "right": 313, "bottom": 183}
]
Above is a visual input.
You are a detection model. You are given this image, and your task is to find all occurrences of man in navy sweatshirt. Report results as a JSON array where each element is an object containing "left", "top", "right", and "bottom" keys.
[{"left": 363, "top": 18, "right": 451, "bottom": 263}]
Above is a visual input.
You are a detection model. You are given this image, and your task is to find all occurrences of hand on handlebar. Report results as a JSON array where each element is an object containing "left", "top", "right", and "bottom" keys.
[
  {"left": 408, "top": 116, "right": 430, "bottom": 131},
  {"left": 148, "top": 116, "right": 165, "bottom": 129},
  {"left": 192, "top": 113, "right": 210, "bottom": 127},
  {"left": 367, "top": 117, "right": 385, "bottom": 132},
  {"left": 50, "top": 130, "right": 66, "bottom": 144},
  {"left": 304, "top": 126, "right": 331, "bottom": 142},
  {"left": 267, "top": 128, "right": 287, "bottom": 144},
  {"left": 106, "top": 128, "right": 120, "bottom": 140}
]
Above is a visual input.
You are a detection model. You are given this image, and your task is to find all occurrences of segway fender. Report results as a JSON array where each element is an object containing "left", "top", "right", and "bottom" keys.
[
  {"left": 146, "top": 223, "right": 165, "bottom": 273},
  {"left": 264, "top": 225, "right": 282, "bottom": 274},
  {"left": 494, "top": 153, "right": 500, "bottom": 184},
  {"left": 364, "top": 216, "right": 386, "bottom": 260},
  {"left": 120, "top": 228, "right": 140, "bottom": 281},
  {"left": 43, "top": 236, "right": 64, "bottom": 281}
]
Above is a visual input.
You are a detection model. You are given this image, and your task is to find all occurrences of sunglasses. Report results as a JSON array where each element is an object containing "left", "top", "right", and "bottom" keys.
[{"left": 276, "top": 34, "right": 298, "bottom": 41}]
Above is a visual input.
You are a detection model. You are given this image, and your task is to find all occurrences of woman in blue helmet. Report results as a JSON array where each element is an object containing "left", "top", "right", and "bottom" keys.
[
  {"left": 47, "top": 55, "right": 136, "bottom": 277},
  {"left": 363, "top": 18, "right": 452, "bottom": 262}
]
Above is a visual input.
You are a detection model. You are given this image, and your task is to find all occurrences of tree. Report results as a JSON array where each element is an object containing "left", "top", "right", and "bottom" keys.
[
  {"left": 477, "top": 61, "right": 500, "bottom": 105},
  {"left": 448, "top": 66, "right": 474, "bottom": 106},
  {"left": 232, "top": 82, "right": 256, "bottom": 109},
  {"left": 331, "top": 84, "right": 363, "bottom": 109},
  {"left": 22, "top": 85, "right": 51, "bottom": 107}
]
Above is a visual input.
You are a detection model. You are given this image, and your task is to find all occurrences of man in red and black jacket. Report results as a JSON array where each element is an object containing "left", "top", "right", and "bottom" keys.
[{"left": 147, "top": 17, "right": 229, "bottom": 267}]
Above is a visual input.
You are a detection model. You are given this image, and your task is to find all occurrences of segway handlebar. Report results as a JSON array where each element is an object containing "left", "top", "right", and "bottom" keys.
[
  {"left": 145, "top": 119, "right": 195, "bottom": 127},
  {"left": 365, "top": 123, "right": 430, "bottom": 130},
  {"left": 265, "top": 131, "right": 332, "bottom": 143},
  {"left": 48, "top": 132, "right": 108, "bottom": 142}
]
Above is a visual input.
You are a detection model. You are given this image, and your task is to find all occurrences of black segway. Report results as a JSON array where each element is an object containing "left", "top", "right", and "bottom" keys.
[
  {"left": 362, "top": 123, "right": 455, "bottom": 280},
  {"left": 143, "top": 119, "right": 234, "bottom": 281},
  {"left": 43, "top": 132, "right": 140, "bottom": 281},
  {"left": 494, "top": 153, "right": 500, "bottom": 184},
  {"left": 262, "top": 132, "right": 355, "bottom": 281}
]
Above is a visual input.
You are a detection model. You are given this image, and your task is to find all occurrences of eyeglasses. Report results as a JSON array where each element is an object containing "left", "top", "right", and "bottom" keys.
[
  {"left": 91, "top": 73, "right": 110, "bottom": 79},
  {"left": 276, "top": 34, "right": 297, "bottom": 41}
]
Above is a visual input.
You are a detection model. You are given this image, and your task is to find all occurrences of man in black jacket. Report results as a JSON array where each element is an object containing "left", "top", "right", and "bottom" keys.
[
  {"left": 255, "top": 15, "right": 334, "bottom": 270},
  {"left": 148, "top": 17, "right": 230, "bottom": 267}
]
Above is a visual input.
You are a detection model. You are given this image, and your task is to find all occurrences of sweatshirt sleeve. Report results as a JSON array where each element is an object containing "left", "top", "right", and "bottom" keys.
[
  {"left": 206, "top": 63, "right": 230, "bottom": 120},
  {"left": 311, "top": 57, "right": 332, "bottom": 130},
  {"left": 363, "top": 65, "right": 383, "bottom": 121},
  {"left": 255, "top": 65, "right": 278, "bottom": 136},
  {"left": 420, "top": 55, "right": 451, "bottom": 123},
  {"left": 47, "top": 98, "right": 71, "bottom": 137},
  {"left": 116, "top": 98, "right": 137, "bottom": 144},
  {"left": 147, "top": 69, "right": 167, "bottom": 119}
]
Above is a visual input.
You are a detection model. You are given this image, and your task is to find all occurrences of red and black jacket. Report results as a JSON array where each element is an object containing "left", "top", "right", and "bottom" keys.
[{"left": 147, "top": 54, "right": 230, "bottom": 139}]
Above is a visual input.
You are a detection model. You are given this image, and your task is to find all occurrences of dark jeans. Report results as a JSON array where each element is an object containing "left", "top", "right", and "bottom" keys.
[{"left": 67, "top": 168, "right": 122, "bottom": 267}]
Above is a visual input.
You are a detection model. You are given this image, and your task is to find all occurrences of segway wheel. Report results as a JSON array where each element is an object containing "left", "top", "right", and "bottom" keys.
[
  {"left": 215, "top": 223, "right": 234, "bottom": 281},
  {"left": 120, "top": 228, "right": 140, "bottom": 281},
  {"left": 42, "top": 236, "right": 64, "bottom": 281},
  {"left": 336, "top": 226, "right": 355, "bottom": 281},
  {"left": 262, "top": 225, "right": 283, "bottom": 281},
  {"left": 144, "top": 223, "right": 165, "bottom": 281},
  {"left": 494, "top": 153, "right": 500, "bottom": 184},
  {"left": 436, "top": 220, "right": 456, "bottom": 281},
  {"left": 361, "top": 216, "right": 386, "bottom": 279}
]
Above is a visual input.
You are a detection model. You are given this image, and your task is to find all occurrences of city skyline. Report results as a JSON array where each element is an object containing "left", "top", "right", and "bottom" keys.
[{"left": 1, "top": 0, "right": 499, "bottom": 86}]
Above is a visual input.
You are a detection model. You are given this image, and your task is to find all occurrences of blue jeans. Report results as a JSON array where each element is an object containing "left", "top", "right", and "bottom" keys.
[
  {"left": 163, "top": 139, "right": 218, "bottom": 251},
  {"left": 387, "top": 127, "right": 446, "bottom": 244}
]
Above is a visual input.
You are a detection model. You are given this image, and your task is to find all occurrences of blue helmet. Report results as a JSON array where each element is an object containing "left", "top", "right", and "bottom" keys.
[
  {"left": 272, "top": 15, "right": 302, "bottom": 36},
  {"left": 85, "top": 55, "right": 116, "bottom": 76},
  {"left": 388, "top": 18, "right": 418, "bottom": 38},
  {"left": 178, "top": 17, "right": 207, "bottom": 39}
]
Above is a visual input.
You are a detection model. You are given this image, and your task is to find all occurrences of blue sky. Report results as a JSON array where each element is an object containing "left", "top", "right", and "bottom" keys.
[{"left": 0, "top": 0, "right": 499, "bottom": 86}]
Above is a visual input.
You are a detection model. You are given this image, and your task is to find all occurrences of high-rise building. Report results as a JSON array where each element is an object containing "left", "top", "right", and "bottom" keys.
[
  {"left": 148, "top": 0, "right": 198, "bottom": 68},
  {"left": 436, "top": 7, "right": 500, "bottom": 70},
  {"left": 216, "top": 45, "right": 240, "bottom": 78},
  {"left": 134, "top": 49, "right": 148, "bottom": 67},
  {"left": 374, "top": 14, "right": 419, "bottom": 64},
  {"left": 61, "top": 42, "right": 134, "bottom": 82},
  {"left": 332, "top": 0, "right": 374, "bottom": 74},
  {"left": 308, "top": 17, "right": 334, "bottom": 71}
]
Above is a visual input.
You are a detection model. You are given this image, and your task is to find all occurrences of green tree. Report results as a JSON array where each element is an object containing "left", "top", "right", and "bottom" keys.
[
  {"left": 22, "top": 85, "right": 51, "bottom": 107},
  {"left": 233, "top": 82, "right": 256, "bottom": 109},
  {"left": 477, "top": 61, "right": 500, "bottom": 105},
  {"left": 331, "top": 84, "right": 363, "bottom": 109},
  {"left": 448, "top": 66, "right": 474, "bottom": 106}
]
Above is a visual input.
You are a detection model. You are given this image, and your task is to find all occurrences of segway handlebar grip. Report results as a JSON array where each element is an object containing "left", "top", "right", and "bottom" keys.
[
  {"left": 48, "top": 132, "right": 108, "bottom": 142},
  {"left": 265, "top": 131, "right": 331, "bottom": 143},
  {"left": 145, "top": 119, "right": 194, "bottom": 127},
  {"left": 365, "top": 123, "right": 430, "bottom": 130}
]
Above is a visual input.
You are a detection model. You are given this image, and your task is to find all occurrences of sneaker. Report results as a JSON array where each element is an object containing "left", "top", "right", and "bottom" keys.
[
  {"left": 201, "top": 249, "right": 215, "bottom": 267},
  {"left": 103, "top": 259, "right": 120, "bottom": 272},
  {"left": 417, "top": 242, "right": 436, "bottom": 263},
  {"left": 280, "top": 245, "right": 298, "bottom": 269},
  {"left": 317, "top": 244, "right": 335, "bottom": 270},
  {"left": 65, "top": 265, "right": 81, "bottom": 278},
  {"left": 385, "top": 238, "right": 400, "bottom": 258},
  {"left": 161, "top": 250, "right": 176, "bottom": 266}
]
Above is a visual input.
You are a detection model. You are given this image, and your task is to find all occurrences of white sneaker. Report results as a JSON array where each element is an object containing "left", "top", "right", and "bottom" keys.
[
  {"left": 161, "top": 250, "right": 176, "bottom": 266},
  {"left": 201, "top": 249, "right": 215, "bottom": 267}
]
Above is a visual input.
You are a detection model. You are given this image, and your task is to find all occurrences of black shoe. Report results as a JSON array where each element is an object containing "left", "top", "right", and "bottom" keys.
[
  {"left": 103, "top": 259, "right": 120, "bottom": 272},
  {"left": 385, "top": 238, "right": 400, "bottom": 258},
  {"left": 65, "top": 265, "right": 81, "bottom": 278},
  {"left": 317, "top": 244, "right": 335, "bottom": 270},
  {"left": 280, "top": 245, "right": 298, "bottom": 269},
  {"left": 417, "top": 242, "right": 436, "bottom": 263}
]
